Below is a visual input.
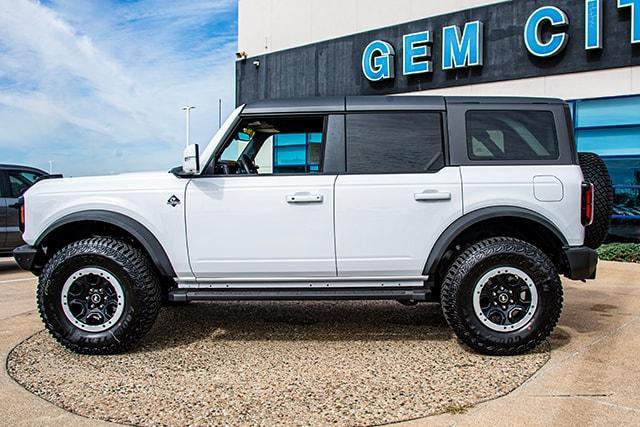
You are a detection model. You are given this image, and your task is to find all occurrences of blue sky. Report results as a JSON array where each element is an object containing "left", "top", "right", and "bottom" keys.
[{"left": 0, "top": 0, "right": 237, "bottom": 176}]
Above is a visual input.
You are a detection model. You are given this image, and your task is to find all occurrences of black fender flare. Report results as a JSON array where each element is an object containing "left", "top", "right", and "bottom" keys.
[
  {"left": 423, "top": 206, "right": 569, "bottom": 276},
  {"left": 35, "top": 210, "right": 176, "bottom": 278}
]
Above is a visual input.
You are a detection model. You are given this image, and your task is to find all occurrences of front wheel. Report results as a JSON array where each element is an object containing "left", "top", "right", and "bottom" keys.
[
  {"left": 441, "top": 237, "right": 563, "bottom": 355},
  {"left": 37, "top": 237, "right": 161, "bottom": 354}
]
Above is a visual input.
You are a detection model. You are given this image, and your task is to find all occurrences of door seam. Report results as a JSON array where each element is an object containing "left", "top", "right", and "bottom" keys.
[
  {"left": 458, "top": 166, "right": 465, "bottom": 215},
  {"left": 184, "top": 178, "right": 195, "bottom": 278},
  {"left": 332, "top": 174, "right": 339, "bottom": 276}
]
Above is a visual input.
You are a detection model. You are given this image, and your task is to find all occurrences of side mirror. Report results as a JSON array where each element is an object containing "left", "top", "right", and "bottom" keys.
[{"left": 182, "top": 144, "right": 200, "bottom": 174}]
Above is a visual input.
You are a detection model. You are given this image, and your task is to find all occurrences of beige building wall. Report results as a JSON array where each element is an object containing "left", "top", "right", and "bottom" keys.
[{"left": 238, "top": 0, "right": 506, "bottom": 57}]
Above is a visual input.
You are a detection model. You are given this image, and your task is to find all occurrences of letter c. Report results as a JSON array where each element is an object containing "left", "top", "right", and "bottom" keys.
[{"left": 524, "top": 6, "right": 569, "bottom": 57}]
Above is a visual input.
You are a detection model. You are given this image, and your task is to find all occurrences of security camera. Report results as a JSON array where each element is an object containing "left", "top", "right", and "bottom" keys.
[{"left": 235, "top": 51, "right": 247, "bottom": 59}]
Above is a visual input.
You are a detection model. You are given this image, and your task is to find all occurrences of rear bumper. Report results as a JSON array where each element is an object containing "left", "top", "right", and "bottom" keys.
[
  {"left": 13, "top": 245, "right": 39, "bottom": 272},
  {"left": 564, "top": 246, "right": 598, "bottom": 280}
]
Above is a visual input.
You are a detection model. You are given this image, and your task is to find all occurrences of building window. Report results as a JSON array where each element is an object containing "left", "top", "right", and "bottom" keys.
[
  {"left": 345, "top": 112, "right": 444, "bottom": 174},
  {"left": 465, "top": 110, "right": 559, "bottom": 161},
  {"left": 272, "top": 132, "right": 322, "bottom": 174},
  {"left": 570, "top": 95, "right": 640, "bottom": 240}
]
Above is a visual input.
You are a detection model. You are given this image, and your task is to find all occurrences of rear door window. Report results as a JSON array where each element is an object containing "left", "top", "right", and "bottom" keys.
[
  {"left": 465, "top": 110, "right": 559, "bottom": 161},
  {"left": 346, "top": 112, "right": 444, "bottom": 174}
]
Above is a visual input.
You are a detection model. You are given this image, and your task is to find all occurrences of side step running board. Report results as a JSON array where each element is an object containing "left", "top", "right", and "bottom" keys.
[{"left": 168, "top": 288, "right": 430, "bottom": 302}]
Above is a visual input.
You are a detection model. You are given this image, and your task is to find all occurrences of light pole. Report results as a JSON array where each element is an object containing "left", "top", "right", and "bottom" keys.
[
  {"left": 48, "top": 160, "right": 53, "bottom": 174},
  {"left": 181, "top": 106, "right": 195, "bottom": 147}
]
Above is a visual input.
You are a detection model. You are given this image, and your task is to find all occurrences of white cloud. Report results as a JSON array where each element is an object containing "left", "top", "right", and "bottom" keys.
[{"left": 0, "top": 0, "right": 237, "bottom": 175}]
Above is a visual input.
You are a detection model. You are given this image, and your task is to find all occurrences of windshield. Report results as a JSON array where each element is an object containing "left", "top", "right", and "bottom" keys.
[{"left": 198, "top": 105, "right": 245, "bottom": 172}]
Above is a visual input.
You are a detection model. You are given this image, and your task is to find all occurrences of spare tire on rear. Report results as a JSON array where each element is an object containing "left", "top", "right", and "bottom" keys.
[{"left": 578, "top": 152, "right": 613, "bottom": 249}]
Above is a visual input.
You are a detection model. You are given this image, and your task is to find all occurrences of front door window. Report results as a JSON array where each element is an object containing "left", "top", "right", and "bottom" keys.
[
  {"left": 8, "top": 170, "right": 42, "bottom": 197},
  {"left": 213, "top": 117, "right": 325, "bottom": 175}
]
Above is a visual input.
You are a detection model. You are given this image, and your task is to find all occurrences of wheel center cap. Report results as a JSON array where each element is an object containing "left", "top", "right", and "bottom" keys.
[
  {"left": 90, "top": 294, "right": 102, "bottom": 304},
  {"left": 498, "top": 293, "right": 509, "bottom": 304}
]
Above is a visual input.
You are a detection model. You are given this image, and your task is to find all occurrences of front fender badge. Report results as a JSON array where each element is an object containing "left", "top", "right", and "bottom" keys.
[{"left": 167, "top": 195, "right": 181, "bottom": 207}]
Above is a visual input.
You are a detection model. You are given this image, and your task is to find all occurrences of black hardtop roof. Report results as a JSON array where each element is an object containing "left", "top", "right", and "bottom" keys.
[
  {"left": 0, "top": 164, "right": 48, "bottom": 174},
  {"left": 241, "top": 95, "right": 565, "bottom": 115}
]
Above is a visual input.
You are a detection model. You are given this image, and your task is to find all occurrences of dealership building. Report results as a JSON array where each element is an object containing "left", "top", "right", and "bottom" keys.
[{"left": 236, "top": 0, "right": 640, "bottom": 240}]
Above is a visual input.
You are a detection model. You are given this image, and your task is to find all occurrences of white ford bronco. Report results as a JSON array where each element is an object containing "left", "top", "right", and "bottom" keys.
[{"left": 14, "top": 96, "right": 612, "bottom": 356}]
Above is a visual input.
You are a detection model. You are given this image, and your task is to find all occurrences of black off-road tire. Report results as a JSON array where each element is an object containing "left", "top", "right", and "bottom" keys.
[
  {"left": 578, "top": 152, "right": 613, "bottom": 249},
  {"left": 441, "top": 237, "right": 563, "bottom": 355},
  {"left": 37, "top": 237, "right": 161, "bottom": 354}
]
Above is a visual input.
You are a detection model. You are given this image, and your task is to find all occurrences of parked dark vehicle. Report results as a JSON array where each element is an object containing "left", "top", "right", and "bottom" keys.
[{"left": 0, "top": 164, "right": 48, "bottom": 256}]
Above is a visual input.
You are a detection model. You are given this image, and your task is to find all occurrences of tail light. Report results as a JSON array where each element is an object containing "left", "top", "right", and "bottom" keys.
[
  {"left": 581, "top": 182, "right": 594, "bottom": 226},
  {"left": 18, "top": 197, "right": 25, "bottom": 233}
]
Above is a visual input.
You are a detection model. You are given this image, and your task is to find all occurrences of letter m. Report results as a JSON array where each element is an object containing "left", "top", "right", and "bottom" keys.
[{"left": 442, "top": 21, "right": 484, "bottom": 70}]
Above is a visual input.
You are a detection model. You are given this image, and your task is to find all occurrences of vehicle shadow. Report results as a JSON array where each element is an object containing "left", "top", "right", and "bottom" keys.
[
  {"left": 547, "top": 285, "right": 627, "bottom": 351},
  {"left": 137, "top": 301, "right": 452, "bottom": 353},
  {"left": 0, "top": 257, "right": 20, "bottom": 273}
]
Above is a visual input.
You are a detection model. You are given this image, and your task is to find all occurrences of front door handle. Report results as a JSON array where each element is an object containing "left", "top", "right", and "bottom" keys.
[
  {"left": 286, "top": 193, "right": 323, "bottom": 203},
  {"left": 414, "top": 190, "right": 451, "bottom": 202}
]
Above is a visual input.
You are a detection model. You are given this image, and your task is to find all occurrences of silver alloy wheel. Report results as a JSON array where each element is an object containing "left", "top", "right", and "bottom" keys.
[
  {"left": 472, "top": 266, "right": 538, "bottom": 332},
  {"left": 61, "top": 267, "right": 125, "bottom": 332}
]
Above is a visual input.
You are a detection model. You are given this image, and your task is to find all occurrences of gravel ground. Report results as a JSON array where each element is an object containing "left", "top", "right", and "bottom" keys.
[{"left": 7, "top": 301, "right": 549, "bottom": 426}]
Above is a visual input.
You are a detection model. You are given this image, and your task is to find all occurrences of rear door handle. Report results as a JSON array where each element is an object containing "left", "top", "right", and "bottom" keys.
[
  {"left": 286, "top": 193, "right": 323, "bottom": 203},
  {"left": 414, "top": 190, "right": 451, "bottom": 201}
]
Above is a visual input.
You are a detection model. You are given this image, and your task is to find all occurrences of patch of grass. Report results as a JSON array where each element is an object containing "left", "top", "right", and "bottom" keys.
[{"left": 597, "top": 243, "right": 640, "bottom": 263}]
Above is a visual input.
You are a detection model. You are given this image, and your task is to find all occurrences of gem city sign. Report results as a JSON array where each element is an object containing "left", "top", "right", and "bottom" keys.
[
  {"left": 362, "top": 0, "right": 640, "bottom": 81},
  {"left": 236, "top": 0, "right": 640, "bottom": 103}
]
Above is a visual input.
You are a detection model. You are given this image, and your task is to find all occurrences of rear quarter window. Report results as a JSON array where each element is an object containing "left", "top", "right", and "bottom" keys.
[{"left": 465, "top": 110, "right": 559, "bottom": 161}]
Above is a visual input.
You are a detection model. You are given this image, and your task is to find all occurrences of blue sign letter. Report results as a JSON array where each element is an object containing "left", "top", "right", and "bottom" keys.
[
  {"left": 586, "top": 0, "right": 603, "bottom": 49},
  {"left": 618, "top": 0, "right": 640, "bottom": 44},
  {"left": 442, "top": 21, "right": 484, "bottom": 70},
  {"left": 362, "top": 40, "right": 395, "bottom": 81},
  {"left": 524, "top": 6, "right": 569, "bottom": 57},
  {"left": 403, "top": 31, "right": 433, "bottom": 75}
]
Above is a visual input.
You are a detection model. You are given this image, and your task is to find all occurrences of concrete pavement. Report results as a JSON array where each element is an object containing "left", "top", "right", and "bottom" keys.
[
  {"left": 0, "top": 257, "right": 114, "bottom": 426},
  {"left": 403, "top": 260, "right": 640, "bottom": 426},
  {"left": 1, "top": 256, "right": 639, "bottom": 426}
]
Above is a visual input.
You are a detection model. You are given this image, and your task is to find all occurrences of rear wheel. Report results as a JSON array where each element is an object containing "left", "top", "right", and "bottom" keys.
[
  {"left": 441, "top": 237, "right": 563, "bottom": 355},
  {"left": 578, "top": 152, "right": 613, "bottom": 249},
  {"left": 37, "top": 237, "right": 161, "bottom": 354}
]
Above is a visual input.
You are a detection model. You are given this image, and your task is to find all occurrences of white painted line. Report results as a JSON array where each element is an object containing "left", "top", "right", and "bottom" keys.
[{"left": 0, "top": 277, "right": 37, "bottom": 284}]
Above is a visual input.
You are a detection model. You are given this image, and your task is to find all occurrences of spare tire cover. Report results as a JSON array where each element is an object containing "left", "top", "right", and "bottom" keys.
[{"left": 578, "top": 152, "right": 613, "bottom": 249}]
